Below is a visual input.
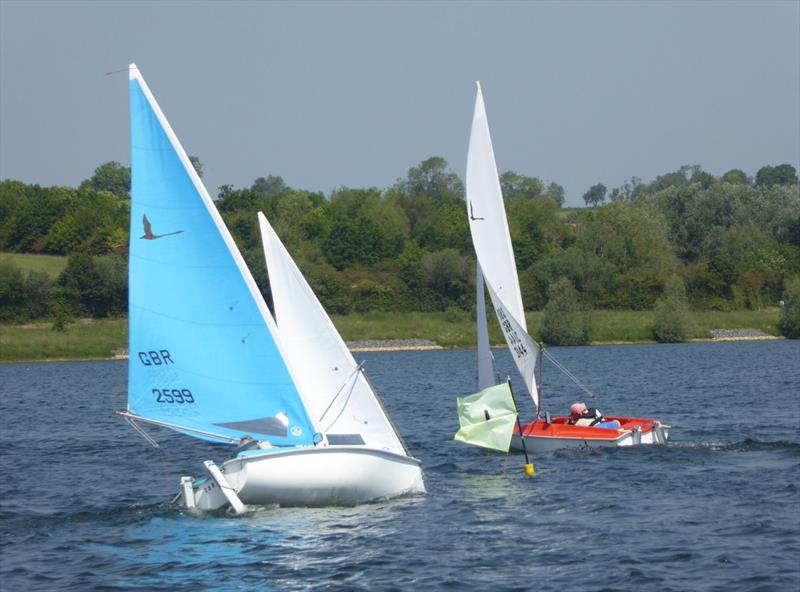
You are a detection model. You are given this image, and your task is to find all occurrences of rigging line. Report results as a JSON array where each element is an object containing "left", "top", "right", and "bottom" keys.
[
  {"left": 322, "top": 378, "right": 358, "bottom": 434},
  {"left": 117, "top": 410, "right": 239, "bottom": 443},
  {"left": 542, "top": 349, "right": 599, "bottom": 400},
  {"left": 359, "top": 366, "right": 412, "bottom": 456},
  {"left": 125, "top": 415, "right": 161, "bottom": 448},
  {"left": 318, "top": 362, "right": 364, "bottom": 425},
  {"left": 104, "top": 66, "right": 130, "bottom": 76}
]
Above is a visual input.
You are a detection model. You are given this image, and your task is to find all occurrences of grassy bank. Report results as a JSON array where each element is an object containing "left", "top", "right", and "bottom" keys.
[
  {"left": 0, "top": 319, "right": 127, "bottom": 362},
  {"left": 0, "top": 252, "right": 68, "bottom": 279},
  {"left": 0, "top": 308, "right": 783, "bottom": 363}
]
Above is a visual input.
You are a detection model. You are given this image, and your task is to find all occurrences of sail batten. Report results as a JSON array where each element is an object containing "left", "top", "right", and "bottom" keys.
[{"left": 127, "top": 64, "right": 318, "bottom": 447}]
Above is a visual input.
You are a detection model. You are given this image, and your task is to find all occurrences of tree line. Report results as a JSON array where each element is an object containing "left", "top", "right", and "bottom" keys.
[{"left": 1, "top": 157, "right": 798, "bottom": 339}]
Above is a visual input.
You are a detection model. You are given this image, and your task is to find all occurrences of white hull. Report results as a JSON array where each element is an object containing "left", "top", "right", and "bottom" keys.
[
  {"left": 510, "top": 425, "right": 670, "bottom": 454},
  {"left": 182, "top": 446, "right": 425, "bottom": 511}
]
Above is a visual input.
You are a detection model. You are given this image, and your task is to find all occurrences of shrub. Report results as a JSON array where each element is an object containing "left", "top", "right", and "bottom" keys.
[
  {"left": 540, "top": 277, "right": 590, "bottom": 345},
  {"left": 778, "top": 276, "right": 800, "bottom": 339},
  {"left": 652, "top": 275, "right": 690, "bottom": 342}
]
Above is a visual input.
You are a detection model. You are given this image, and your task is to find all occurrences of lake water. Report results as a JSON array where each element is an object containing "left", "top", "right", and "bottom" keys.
[{"left": 1, "top": 340, "right": 798, "bottom": 591}]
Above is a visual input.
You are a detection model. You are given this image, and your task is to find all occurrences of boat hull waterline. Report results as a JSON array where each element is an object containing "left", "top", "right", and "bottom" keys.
[
  {"left": 510, "top": 416, "right": 670, "bottom": 453},
  {"left": 181, "top": 446, "right": 425, "bottom": 510}
]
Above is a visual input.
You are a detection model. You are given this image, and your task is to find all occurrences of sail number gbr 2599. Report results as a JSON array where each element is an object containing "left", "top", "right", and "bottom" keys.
[{"left": 138, "top": 350, "right": 196, "bottom": 404}]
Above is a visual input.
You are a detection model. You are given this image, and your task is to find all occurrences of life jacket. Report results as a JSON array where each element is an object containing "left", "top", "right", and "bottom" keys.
[{"left": 570, "top": 408, "right": 604, "bottom": 427}]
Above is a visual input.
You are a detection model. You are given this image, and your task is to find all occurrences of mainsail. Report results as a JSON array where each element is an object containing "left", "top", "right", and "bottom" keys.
[
  {"left": 466, "top": 82, "right": 540, "bottom": 409},
  {"left": 258, "top": 213, "right": 406, "bottom": 454},
  {"left": 126, "top": 64, "right": 318, "bottom": 445}
]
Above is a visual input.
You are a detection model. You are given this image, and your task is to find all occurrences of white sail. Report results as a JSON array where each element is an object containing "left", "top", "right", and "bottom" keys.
[
  {"left": 466, "top": 82, "right": 539, "bottom": 409},
  {"left": 258, "top": 212, "right": 407, "bottom": 455}
]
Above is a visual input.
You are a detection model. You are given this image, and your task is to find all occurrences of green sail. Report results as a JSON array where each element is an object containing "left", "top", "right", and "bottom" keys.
[{"left": 454, "top": 382, "right": 518, "bottom": 452}]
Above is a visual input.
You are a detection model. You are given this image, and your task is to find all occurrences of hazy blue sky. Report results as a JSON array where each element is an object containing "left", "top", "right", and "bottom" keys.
[{"left": 1, "top": 0, "right": 798, "bottom": 206}]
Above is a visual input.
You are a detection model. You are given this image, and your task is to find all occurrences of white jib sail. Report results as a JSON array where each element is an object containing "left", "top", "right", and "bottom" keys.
[
  {"left": 258, "top": 213, "right": 407, "bottom": 454},
  {"left": 466, "top": 82, "right": 539, "bottom": 409}
]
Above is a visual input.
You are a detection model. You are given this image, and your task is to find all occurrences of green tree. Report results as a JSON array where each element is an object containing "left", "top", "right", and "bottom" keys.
[
  {"left": 755, "top": 164, "right": 798, "bottom": 188},
  {"left": 652, "top": 274, "right": 690, "bottom": 342},
  {"left": 500, "top": 171, "right": 543, "bottom": 200},
  {"left": 0, "top": 184, "right": 74, "bottom": 252},
  {"left": 420, "top": 249, "right": 470, "bottom": 309},
  {"left": 397, "top": 157, "right": 464, "bottom": 203},
  {"left": 778, "top": 276, "right": 800, "bottom": 338},
  {"left": 544, "top": 182, "right": 566, "bottom": 207},
  {"left": 252, "top": 175, "right": 288, "bottom": 200},
  {"left": 216, "top": 185, "right": 261, "bottom": 213},
  {"left": 0, "top": 260, "right": 27, "bottom": 321},
  {"left": 582, "top": 183, "right": 607, "bottom": 207},
  {"left": 720, "top": 169, "right": 749, "bottom": 185},
  {"left": 81, "top": 162, "right": 131, "bottom": 198},
  {"left": 709, "top": 223, "right": 783, "bottom": 309},
  {"left": 540, "top": 277, "right": 590, "bottom": 345},
  {"left": 610, "top": 177, "right": 645, "bottom": 202},
  {"left": 507, "top": 196, "right": 568, "bottom": 270},
  {"left": 572, "top": 202, "right": 674, "bottom": 308},
  {"left": 188, "top": 155, "right": 204, "bottom": 178},
  {"left": 57, "top": 252, "right": 127, "bottom": 317}
]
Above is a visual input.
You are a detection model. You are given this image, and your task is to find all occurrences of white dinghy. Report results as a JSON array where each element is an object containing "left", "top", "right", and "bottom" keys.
[
  {"left": 118, "top": 64, "right": 424, "bottom": 511},
  {"left": 463, "top": 82, "right": 669, "bottom": 454}
]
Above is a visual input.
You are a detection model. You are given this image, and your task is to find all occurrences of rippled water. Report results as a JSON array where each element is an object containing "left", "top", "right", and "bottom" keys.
[{"left": 1, "top": 340, "right": 798, "bottom": 591}]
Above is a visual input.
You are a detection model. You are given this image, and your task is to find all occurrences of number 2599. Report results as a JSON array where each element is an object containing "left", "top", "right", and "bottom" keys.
[{"left": 153, "top": 388, "right": 195, "bottom": 404}]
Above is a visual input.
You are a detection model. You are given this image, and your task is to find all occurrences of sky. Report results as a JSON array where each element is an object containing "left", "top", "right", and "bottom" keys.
[{"left": 1, "top": 0, "right": 798, "bottom": 207}]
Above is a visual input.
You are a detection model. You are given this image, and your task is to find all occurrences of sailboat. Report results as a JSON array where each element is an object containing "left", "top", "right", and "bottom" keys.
[
  {"left": 464, "top": 82, "right": 669, "bottom": 453},
  {"left": 118, "top": 64, "right": 424, "bottom": 511}
]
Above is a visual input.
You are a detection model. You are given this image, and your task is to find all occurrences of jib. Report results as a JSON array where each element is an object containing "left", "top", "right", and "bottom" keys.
[{"left": 138, "top": 350, "right": 174, "bottom": 366}]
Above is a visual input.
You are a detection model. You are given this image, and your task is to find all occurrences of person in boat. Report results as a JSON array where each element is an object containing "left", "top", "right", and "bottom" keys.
[
  {"left": 236, "top": 435, "right": 272, "bottom": 454},
  {"left": 568, "top": 402, "right": 621, "bottom": 429},
  {"left": 237, "top": 435, "right": 259, "bottom": 451},
  {"left": 568, "top": 402, "right": 603, "bottom": 426}
]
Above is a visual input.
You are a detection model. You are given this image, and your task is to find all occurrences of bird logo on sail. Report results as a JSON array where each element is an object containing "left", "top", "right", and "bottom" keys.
[
  {"left": 469, "top": 202, "right": 485, "bottom": 221},
  {"left": 140, "top": 214, "right": 183, "bottom": 240}
]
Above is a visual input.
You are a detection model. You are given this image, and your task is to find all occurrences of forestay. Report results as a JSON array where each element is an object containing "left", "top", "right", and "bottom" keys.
[
  {"left": 466, "top": 82, "right": 540, "bottom": 409},
  {"left": 258, "top": 213, "right": 406, "bottom": 454},
  {"left": 126, "top": 64, "right": 317, "bottom": 446}
]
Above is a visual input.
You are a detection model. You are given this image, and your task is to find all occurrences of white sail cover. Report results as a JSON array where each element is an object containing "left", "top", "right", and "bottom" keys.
[
  {"left": 258, "top": 213, "right": 407, "bottom": 455},
  {"left": 466, "top": 82, "right": 539, "bottom": 409}
]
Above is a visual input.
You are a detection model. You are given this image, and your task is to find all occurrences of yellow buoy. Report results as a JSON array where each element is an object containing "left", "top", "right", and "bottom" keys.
[{"left": 524, "top": 463, "right": 535, "bottom": 477}]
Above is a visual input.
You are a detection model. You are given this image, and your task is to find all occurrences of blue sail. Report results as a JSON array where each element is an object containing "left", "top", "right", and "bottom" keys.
[{"left": 126, "top": 64, "right": 317, "bottom": 446}]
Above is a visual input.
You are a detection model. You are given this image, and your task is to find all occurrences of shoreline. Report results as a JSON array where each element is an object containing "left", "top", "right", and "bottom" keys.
[{"left": 0, "top": 334, "right": 785, "bottom": 364}]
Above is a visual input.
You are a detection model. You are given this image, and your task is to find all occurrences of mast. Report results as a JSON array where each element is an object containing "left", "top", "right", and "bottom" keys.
[{"left": 476, "top": 263, "right": 495, "bottom": 391}]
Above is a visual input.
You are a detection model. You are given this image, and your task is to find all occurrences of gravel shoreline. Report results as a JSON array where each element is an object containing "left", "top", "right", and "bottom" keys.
[
  {"left": 346, "top": 339, "right": 442, "bottom": 352},
  {"left": 31, "top": 330, "right": 784, "bottom": 363},
  {"left": 707, "top": 328, "right": 777, "bottom": 341}
]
